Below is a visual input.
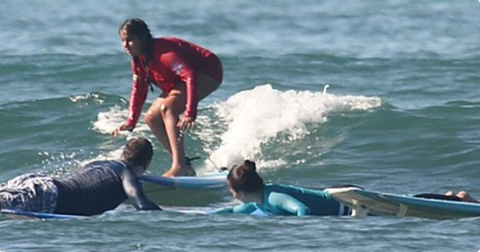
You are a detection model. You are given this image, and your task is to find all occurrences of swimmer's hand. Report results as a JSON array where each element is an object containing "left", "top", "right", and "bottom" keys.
[
  {"left": 111, "top": 123, "right": 134, "bottom": 137},
  {"left": 177, "top": 116, "right": 195, "bottom": 131}
]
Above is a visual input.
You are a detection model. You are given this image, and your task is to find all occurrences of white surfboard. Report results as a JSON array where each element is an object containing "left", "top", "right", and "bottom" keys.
[
  {"left": 137, "top": 171, "right": 229, "bottom": 206},
  {"left": 139, "top": 171, "right": 228, "bottom": 190},
  {"left": 325, "top": 187, "right": 480, "bottom": 219}
]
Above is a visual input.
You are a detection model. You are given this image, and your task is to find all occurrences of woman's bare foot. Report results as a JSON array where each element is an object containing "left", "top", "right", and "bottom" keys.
[
  {"left": 456, "top": 191, "right": 479, "bottom": 203},
  {"left": 162, "top": 165, "right": 196, "bottom": 177},
  {"left": 446, "top": 191, "right": 478, "bottom": 203},
  {"left": 445, "top": 191, "right": 454, "bottom": 197}
]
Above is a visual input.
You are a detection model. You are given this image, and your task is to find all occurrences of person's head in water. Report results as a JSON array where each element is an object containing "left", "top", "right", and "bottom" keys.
[
  {"left": 122, "top": 137, "right": 153, "bottom": 175},
  {"left": 227, "top": 160, "right": 264, "bottom": 202},
  {"left": 118, "top": 18, "right": 153, "bottom": 57}
]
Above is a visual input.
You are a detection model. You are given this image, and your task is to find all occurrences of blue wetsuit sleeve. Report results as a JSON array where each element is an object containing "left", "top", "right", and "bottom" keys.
[
  {"left": 268, "top": 192, "right": 310, "bottom": 216},
  {"left": 214, "top": 202, "right": 261, "bottom": 215}
]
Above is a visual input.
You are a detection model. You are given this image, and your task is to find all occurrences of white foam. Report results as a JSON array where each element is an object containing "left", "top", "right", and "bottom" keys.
[
  {"left": 90, "top": 106, "right": 154, "bottom": 170},
  {"left": 92, "top": 106, "right": 150, "bottom": 135},
  {"left": 204, "top": 84, "right": 381, "bottom": 169},
  {"left": 90, "top": 84, "right": 381, "bottom": 173}
]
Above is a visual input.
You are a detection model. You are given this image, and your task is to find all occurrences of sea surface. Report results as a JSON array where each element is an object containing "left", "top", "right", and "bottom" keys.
[{"left": 1, "top": 0, "right": 480, "bottom": 251}]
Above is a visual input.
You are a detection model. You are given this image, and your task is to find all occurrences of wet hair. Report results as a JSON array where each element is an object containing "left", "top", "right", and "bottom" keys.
[
  {"left": 122, "top": 137, "right": 153, "bottom": 167},
  {"left": 119, "top": 18, "right": 153, "bottom": 44},
  {"left": 119, "top": 18, "right": 154, "bottom": 90},
  {"left": 227, "top": 160, "right": 264, "bottom": 193}
]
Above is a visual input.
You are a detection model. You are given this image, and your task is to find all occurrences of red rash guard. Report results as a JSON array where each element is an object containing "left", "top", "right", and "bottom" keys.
[{"left": 125, "top": 37, "right": 222, "bottom": 127}]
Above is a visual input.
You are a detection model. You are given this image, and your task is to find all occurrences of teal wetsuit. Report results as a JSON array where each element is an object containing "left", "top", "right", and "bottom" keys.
[{"left": 218, "top": 184, "right": 348, "bottom": 216}]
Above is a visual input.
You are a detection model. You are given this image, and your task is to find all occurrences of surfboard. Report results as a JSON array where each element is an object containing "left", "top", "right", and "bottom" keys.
[
  {"left": 0, "top": 209, "right": 86, "bottom": 220},
  {"left": 325, "top": 187, "right": 480, "bottom": 219},
  {"left": 1, "top": 172, "right": 230, "bottom": 219},
  {"left": 139, "top": 170, "right": 228, "bottom": 190},
  {"left": 0, "top": 206, "right": 226, "bottom": 220},
  {"left": 138, "top": 171, "right": 229, "bottom": 206}
]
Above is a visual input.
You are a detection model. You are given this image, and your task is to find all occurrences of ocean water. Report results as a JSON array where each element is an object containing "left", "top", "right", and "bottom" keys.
[{"left": 1, "top": 0, "right": 480, "bottom": 251}]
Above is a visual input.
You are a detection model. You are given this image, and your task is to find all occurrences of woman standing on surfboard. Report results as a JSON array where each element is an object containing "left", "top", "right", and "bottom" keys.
[
  {"left": 217, "top": 160, "right": 351, "bottom": 216},
  {"left": 112, "top": 18, "right": 223, "bottom": 177}
]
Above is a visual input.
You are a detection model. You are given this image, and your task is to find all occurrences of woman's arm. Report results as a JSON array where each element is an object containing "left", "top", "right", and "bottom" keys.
[
  {"left": 214, "top": 202, "right": 263, "bottom": 215},
  {"left": 160, "top": 52, "right": 198, "bottom": 119},
  {"left": 268, "top": 192, "right": 310, "bottom": 216}
]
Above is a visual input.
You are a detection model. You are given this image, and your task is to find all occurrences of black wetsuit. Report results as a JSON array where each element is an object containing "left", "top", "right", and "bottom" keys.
[{"left": 53, "top": 160, "right": 156, "bottom": 216}]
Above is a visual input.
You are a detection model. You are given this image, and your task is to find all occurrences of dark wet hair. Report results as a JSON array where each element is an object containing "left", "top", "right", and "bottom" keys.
[
  {"left": 122, "top": 137, "right": 153, "bottom": 167},
  {"left": 119, "top": 18, "right": 154, "bottom": 91},
  {"left": 119, "top": 18, "right": 153, "bottom": 43},
  {"left": 227, "top": 160, "right": 264, "bottom": 193}
]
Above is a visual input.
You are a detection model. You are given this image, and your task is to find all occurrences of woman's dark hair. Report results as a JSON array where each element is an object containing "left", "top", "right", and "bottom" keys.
[
  {"left": 119, "top": 18, "right": 154, "bottom": 91},
  {"left": 227, "top": 160, "right": 264, "bottom": 193},
  {"left": 122, "top": 137, "right": 153, "bottom": 167},
  {"left": 118, "top": 18, "right": 153, "bottom": 45}
]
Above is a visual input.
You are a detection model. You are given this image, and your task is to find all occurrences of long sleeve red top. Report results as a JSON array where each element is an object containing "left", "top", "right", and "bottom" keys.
[{"left": 126, "top": 37, "right": 214, "bottom": 127}]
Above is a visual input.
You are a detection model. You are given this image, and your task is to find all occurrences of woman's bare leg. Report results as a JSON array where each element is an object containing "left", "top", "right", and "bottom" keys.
[
  {"left": 145, "top": 98, "right": 173, "bottom": 157},
  {"left": 158, "top": 88, "right": 194, "bottom": 177},
  {"left": 162, "top": 72, "right": 221, "bottom": 177}
]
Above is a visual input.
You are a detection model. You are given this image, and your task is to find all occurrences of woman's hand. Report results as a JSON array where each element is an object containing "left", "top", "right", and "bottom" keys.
[
  {"left": 177, "top": 116, "right": 195, "bottom": 131},
  {"left": 111, "top": 123, "right": 135, "bottom": 137}
]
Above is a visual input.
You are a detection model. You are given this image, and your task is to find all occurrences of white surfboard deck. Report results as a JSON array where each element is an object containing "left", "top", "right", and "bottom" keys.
[
  {"left": 140, "top": 170, "right": 228, "bottom": 190},
  {"left": 124, "top": 171, "right": 229, "bottom": 207},
  {"left": 325, "top": 187, "right": 480, "bottom": 219}
]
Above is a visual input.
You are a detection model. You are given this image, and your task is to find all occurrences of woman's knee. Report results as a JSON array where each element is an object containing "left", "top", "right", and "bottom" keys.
[
  {"left": 145, "top": 108, "right": 163, "bottom": 126},
  {"left": 147, "top": 103, "right": 177, "bottom": 122}
]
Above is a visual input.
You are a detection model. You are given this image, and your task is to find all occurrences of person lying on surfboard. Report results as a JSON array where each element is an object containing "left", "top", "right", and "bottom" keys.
[
  {"left": 215, "top": 160, "right": 352, "bottom": 217},
  {"left": 111, "top": 18, "right": 223, "bottom": 178},
  {"left": 0, "top": 137, "right": 161, "bottom": 216}
]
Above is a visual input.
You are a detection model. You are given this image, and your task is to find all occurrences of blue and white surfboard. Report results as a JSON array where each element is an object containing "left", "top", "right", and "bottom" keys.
[
  {"left": 326, "top": 187, "right": 480, "bottom": 219},
  {"left": 140, "top": 170, "right": 228, "bottom": 190}
]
